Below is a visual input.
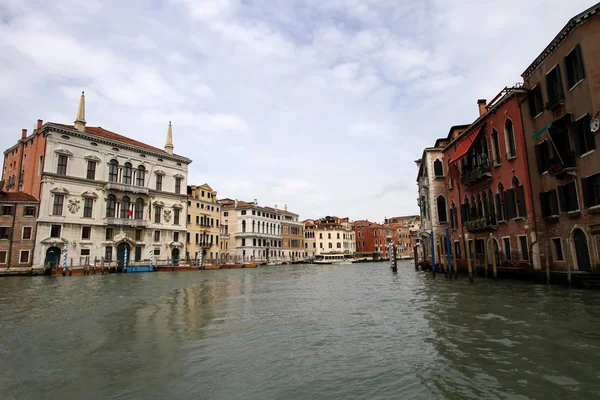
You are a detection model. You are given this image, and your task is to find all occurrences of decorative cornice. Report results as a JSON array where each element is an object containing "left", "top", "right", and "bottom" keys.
[
  {"left": 44, "top": 123, "right": 192, "bottom": 164},
  {"left": 522, "top": 4, "right": 600, "bottom": 80}
]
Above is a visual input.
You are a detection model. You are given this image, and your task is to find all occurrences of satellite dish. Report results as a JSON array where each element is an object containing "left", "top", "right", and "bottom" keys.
[{"left": 591, "top": 119, "right": 600, "bottom": 133}]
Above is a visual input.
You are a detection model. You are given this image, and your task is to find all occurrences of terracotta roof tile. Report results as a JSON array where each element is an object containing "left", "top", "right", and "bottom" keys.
[
  {"left": 0, "top": 191, "right": 39, "bottom": 202},
  {"left": 53, "top": 124, "right": 185, "bottom": 157}
]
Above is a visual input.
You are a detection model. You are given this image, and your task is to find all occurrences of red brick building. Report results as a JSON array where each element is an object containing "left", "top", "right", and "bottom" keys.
[
  {"left": 443, "top": 87, "right": 537, "bottom": 271},
  {"left": 0, "top": 188, "right": 39, "bottom": 269},
  {"left": 520, "top": 3, "right": 600, "bottom": 272},
  {"left": 2, "top": 120, "right": 46, "bottom": 199},
  {"left": 354, "top": 220, "right": 397, "bottom": 259}
]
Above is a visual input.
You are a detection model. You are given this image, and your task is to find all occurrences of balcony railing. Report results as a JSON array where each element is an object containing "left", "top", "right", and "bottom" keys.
[
  {"left": 461, "top": 162, "right": 491, "bottom": 187},
  {"left": 236, "top": 231, "right": 281, "bottom": 238},
  {"left": 547, "top": 150, "right": 576, "bottom": 176},
  {"left": 106, "top": 182, "right": 150, "bottom": 195},
  {"left": 220, "top": 233, "right": 230, "bottom": 239},
  {"left": 196, "top": 242, "right": 213, "bottom": 248},
  {"left": 464, "top": 217, "right": 497, "bottom": 233},
  {"left": 103, "top": 217, "right": 148, "bottom": 227}
]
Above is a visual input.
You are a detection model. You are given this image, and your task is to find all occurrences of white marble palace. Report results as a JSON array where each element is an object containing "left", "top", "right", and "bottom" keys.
[{"left": 34, "top": 93, "right": 191, "bottom": 267}]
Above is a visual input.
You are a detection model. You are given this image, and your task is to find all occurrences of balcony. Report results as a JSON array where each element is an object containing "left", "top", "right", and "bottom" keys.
[
  {"left": 220, "top": 233, "right": 230, "bottom": 239},
  {"left": 106, "top": 182, "right": 149, "bottom": 195},
  {"left": 236, "top": 231, "right": 280, "bottom": 238},
  {"left": 461, "top": 162, "right": 491, "bottom": 187},
  {"left": 103, "top": 217, "right": 148, "bottom": 227},
  {"left": 198, "top": 242, "right": 213, "bottom": 249},
  {"left": 547, "top": 151, "right": 577, "bottom": 177},
  {"left": 464, "top": 217, "right": 497, "bottom": 233},
  {"left": 545, "top": 93, "right": 565, "bottom": 111}
]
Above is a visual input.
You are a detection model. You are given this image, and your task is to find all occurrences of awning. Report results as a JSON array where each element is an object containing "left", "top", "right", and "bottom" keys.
[
  {"left": 449, "top": 125, "right": 484, "bottom": 164},
  {"left": 531, "top": 113, "right": 572, "bottom": 140}
]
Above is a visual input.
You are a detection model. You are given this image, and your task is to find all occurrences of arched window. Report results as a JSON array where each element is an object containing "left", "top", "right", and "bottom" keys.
[
  {"left": 122, "top": 162, "right": 132, "bottom": 185},
  {"left": 108, "top": 159, "right": 119, "bottom": 182},
  {"left": 462, "top": 196, "right": 470, "bottom": 223},
  {"left": 512, "top": 176, "right": 526, "bottom": 218},
  {"left": 106, "top": 194, "right": 116, "bottom": 218},
  {"left": 434, "top": 159, "right": 444, "bottom": 177},
  {"left": 337, "top": 243, "right": 341, "bottom": 248},
  {"left": 491, "top": 128, "right": 501, "bottom": 164},
  {"left": 470, "top": 195, "right": 477, "bottom": 220},
  {"left": 136, "top": 165, "right": 145, "bottom": 186},
  {"left": 121, "top": 196, "right": 131, "bottom": 219},
  {"left": 328, "top": 243, "right": 333, "bottom": 249},
  {"left": 242, "top": 220, "right": 246, "bottom": 233},
  {"left": 505, "top": 118, "right": 517, "bottom": 158},
  {"left": 134, "top": 198, "right": 144, "bottom": 219},
  {"left": 488, "top": 189, "right": 496, "bottom": 225},
  {"left": 497, "top": 183, "right": 506, "bottom": 222},
  {"left": 437, "top": 195, "right": 447, "bottom": 223}
]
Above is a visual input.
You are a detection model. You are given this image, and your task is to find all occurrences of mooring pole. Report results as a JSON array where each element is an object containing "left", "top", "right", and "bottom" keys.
[
  {"left": 546, "top": 242, "right": 551, "bottom": 285},
  {"left": 413, "top": 246, "right": 419, "bottom": 270},
  {"left": 445, "top": 227, "right": 452, "bottom": 278},
  {"left": 565, "top": 239, "right": 572, "bottom": 286},
  {"left": 465, "top": 234, "right": 473, "bottom": 283},
  {"left": 430, "top": 231, "right": 436, "bottom": 277},
  {"left": 490, "top": 234, "right": 497, "bottom": 279},
  {"left": 484, "top": 239, "right": 489, "bottom": 279}
]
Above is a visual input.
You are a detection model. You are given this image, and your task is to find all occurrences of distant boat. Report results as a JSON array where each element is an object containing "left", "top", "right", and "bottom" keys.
[{"left": 314, "top": 254, "right": 348, "bottom": 264}]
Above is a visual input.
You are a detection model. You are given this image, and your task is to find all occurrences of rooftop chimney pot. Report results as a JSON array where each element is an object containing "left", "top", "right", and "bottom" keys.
[
  {"left": 477, "top": 99, "right": 487, "bottom": 116},
  {"left": 37, "top": 119, "right": 43, "bottom": 130},
  {"left": 21, "top": 129, "right": 27, "bottom": 139}
]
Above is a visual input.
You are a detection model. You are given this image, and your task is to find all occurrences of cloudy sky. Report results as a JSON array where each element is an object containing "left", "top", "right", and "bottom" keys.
[{"left": 0, "top": 0, "right": 596, "bottom": 222}]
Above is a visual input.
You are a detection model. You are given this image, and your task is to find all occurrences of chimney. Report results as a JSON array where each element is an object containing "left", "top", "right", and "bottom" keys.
[
  {"left": 235, "top": 199, "right": 238, "bottom": 207},
  {"left": 477, "top": 99, "right": 487, "bottom": 116},
  {"left": 37, "top": 119, "right": 43, "bottom": 130},
  {"left": 21, "top": 129, "right": 27, "bottom": 139},
  {"left": 254, "top": 199, "right": 257, "bottom": 205}
]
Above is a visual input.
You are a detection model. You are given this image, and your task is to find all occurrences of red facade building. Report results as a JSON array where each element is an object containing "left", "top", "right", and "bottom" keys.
[
  {"left": 443, "top": 88, "right": 538, "bottom": 271},
  {"left": 354, "top": 220, "right": 396, "bottom": 259}
]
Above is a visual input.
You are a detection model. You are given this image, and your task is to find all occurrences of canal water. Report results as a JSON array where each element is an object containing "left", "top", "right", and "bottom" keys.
[{"left": 1, "top": 262, "right": 599, "bottom": 400}]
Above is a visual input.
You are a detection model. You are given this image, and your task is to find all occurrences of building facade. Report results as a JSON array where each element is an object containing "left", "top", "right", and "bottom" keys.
[
  {"left": 186, "top": 184, "right": 220, "bottom": 263},
  {"left": 443, "top": 90, "right": 538, "bottom": 271},
  {"left": 0, "top": 190, "right": 39, "bottom": 269},
  {"left": 304, "top": 216, "right": 354, "bottom": 256},
  {"left": 354, "top": 220, "right": 395, "bottom": 259},
  {"left": 2, "top": 93, "right": 191, "bottom": 268},
  {"left": 219, "top": 199, "right": 283, "bottom": 263},
  {"left": 520, "top": 3, "right": 600, "bottom": 272},
  {"left": 415, "top": 135, "right": 458, "bottom": 264},
  {"left": 281, "top": 205, "right": 305, "bottom": 261}
]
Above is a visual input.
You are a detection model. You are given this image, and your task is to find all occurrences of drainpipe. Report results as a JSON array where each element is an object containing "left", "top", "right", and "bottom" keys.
[
  {"left": 519, "top": 96, "right": 541, "bottom": 270},
  {"left": 7, "top": 202, "right": 17, "bottom": 269}
]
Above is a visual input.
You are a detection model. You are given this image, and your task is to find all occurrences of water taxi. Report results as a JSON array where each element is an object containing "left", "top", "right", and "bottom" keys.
[{"left": 314, "top": 254, "right": 349, "bottom": 264}]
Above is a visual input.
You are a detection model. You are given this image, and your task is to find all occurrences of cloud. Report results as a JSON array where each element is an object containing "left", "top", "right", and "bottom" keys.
[{"left": 1, "top": 0, "right": 597, "bottom": 223}]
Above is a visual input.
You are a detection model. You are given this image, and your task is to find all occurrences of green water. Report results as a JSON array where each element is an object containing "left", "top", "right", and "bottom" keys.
[{"left": 1, "top": 262, "right": 599, "bottom": 399}]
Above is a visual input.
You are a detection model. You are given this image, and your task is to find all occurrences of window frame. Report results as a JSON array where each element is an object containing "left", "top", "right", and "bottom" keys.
[
  {"left": 552, "top": 238, "right": 564, "bottom": 261},
  {"left": 22, "top": 226, "right": 33, "bottom": 240},
  {"left": 57, "top": 154, "right": 68, "bottom": 175},
  {"left": 19, "top": 249, "right": 30, "bottom": 264},
  {"left": 564, "top": 44, "right": 586, "bottom": 90},
  {"left": 86, "top": 160, "right": 96, "bottom": 180},
  {"left": 52, "top": 194, "right": 64, "bottom": 216},
  {"left": 83, "top": 197, "right": 93, "bottom": 218}
]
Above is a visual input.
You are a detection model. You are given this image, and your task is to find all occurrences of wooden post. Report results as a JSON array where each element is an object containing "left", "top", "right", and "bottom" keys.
[
  {"left": 465, "top": 234, "right": 473, "bottom": 283},
  {"left": 484, "top": 238, "right": 489, "bottom": 279},
  {"left": 451, "top": 241, "right": 457, "bottom": 280},
  {"left": 413, "top": 246, "right": 419, "bottom": 270},
  {"left": 440, "top": 241, "right": 447, "bottom": 277},
  {"left": 565, "top": 238, "right": 572, "bottom": 286},
  {"left": 546, "top": 242, "right": 551, "bottom": 285},
  {"left": 490, "top": 235, "right": 497, "bottom": 279}
]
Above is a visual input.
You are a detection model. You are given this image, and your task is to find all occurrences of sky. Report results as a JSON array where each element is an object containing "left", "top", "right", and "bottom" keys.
[{"left": 0, "top": 0, "right": 597, "bottom": 223}]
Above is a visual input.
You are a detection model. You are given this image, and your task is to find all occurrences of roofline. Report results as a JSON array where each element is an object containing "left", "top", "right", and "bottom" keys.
[
  {"left": 445, "top": 124, "right": 471, "bottom": 140},
  {"left": 44, "top": 123, "right": 193, "bottom": 164},
  {"left": 442, "top": 87, "right": 526, "bottom": 151},
  {"left": 522, "top": 2, "right": 600, "bottom": 79}
]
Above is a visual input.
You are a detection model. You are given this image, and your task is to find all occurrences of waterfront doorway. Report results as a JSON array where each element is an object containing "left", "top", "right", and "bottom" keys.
[
  {"left": 117, "top": 243, "right": 131, "bottom": 267},
  {"left": 45, "top": 247, "right": 61, "bottom": 269},
  {"left": 573, "top": 229, "right": 591, "bottom": 272},
  {"left": 172, "top": 248, "right": 180, "bottom": 266}
]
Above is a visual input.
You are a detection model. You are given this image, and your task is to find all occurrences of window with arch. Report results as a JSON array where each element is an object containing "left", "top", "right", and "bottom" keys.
[
  {"left": 242, "top": 220, "right": 246, "bottom": 233},
  {"left": 121, "top": 196, "right": 131, "bottom": 219},
  {"left": 460, "top": 196, "right": 470, "bottom": 224},
  {"left": 487, "top": 189, "right": 496, "bottom": 225},
  {"left": 328, "top": 243, "right": 333, "bottom": 249},
  {"left": 108, "top": 159, "right": 119, "bottom": 182},
  {"left": 450, "top": 202, "right": 458, "bottom": 229},
  {"left": 122, "top": 162, "right": 132, "bottom": 185},
  {"left": 134, "top": 198, "right": 144, "bottom": 219},
  {"left": 437, "top": 195, "right": 447, "bottom": 223},
  {"left": 505, "top": 119, "right": 517, "bottom": 159},
  {"left": 106, "top": 195, "right": 116, "bottom": 218},
  {"left": 496, "top": 183, "right": 507, "bottom": 222},
  {"left": 433, "top": 159, "right": 444, "bottom": 177},
  {"left": 512, "top": 176, "right": 527, "bottom": 218},
  {"left": 137, "top": 165, "right": 145, "bottom": 186},
  {"left": 491, "top": 128, "right": 501, "bottom": 165},
  {"left": 470, "top": 195, "right": 477, "bottom": 220}
]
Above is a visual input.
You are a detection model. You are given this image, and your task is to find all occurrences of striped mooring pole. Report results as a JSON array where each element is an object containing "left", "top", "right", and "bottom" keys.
[
  {"left": 198, "top": 252, "right": 203, "bottom": 266},
  {"left": 241, "top": 250, "right": 245, "bottom": 264},
  {"left": 123, "top": 247, "right": 128, "bottom": 272},
  {"left": 62, "top": 247, "right": 68, "bottom": 272}
]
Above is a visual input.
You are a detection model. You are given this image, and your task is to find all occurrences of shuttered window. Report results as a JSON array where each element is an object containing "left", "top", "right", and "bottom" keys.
[
  {"left": 558, "top": 181, "right": 579, "bottom": 212},
  {"left": 495, "top": 193, "right": 503, "bottom": 222},
  {"left": 517, "top": 185, "right": 527, "bottom": 217},
  {"left": 534, "top": 141, "right": 550, "bottom": 174},
  {"left": 540, "top": 190, "right": 559, "bottom": 217},
  {"left": 505, "top": 189, "right": 517, "bottom": 220},
  {"left": 582, "top": 173, "right": 600, "bottom": 208}
]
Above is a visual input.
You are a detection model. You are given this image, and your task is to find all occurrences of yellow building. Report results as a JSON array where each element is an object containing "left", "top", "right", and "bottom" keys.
[
  {"left": 304, "top": 216, "right": 355, "bottom": 258},
  {"left": 186, "top": 184, "right": 220, "bottom": 263},
  {"left": 281, "top": 205, "right": 305, "bottom": 262}
]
